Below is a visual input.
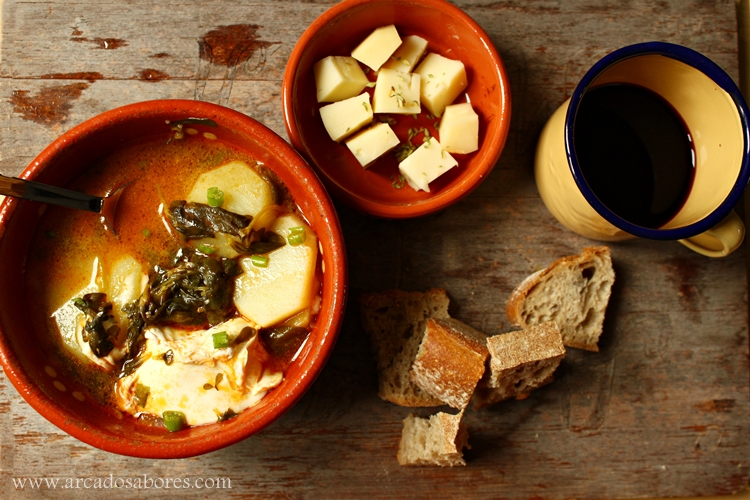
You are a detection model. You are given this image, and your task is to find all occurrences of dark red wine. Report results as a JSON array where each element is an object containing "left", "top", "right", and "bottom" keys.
[{"left": 573, "top": 84, "right": 695, "bottom": 229}]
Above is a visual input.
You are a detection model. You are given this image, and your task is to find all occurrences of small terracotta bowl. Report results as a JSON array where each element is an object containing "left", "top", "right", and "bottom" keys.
[
  {"left": 283, "top": 0, "right": 512, "bottom": 218},
  {"left": 0, "top": 100, "right": 347, "bottom": 458}
]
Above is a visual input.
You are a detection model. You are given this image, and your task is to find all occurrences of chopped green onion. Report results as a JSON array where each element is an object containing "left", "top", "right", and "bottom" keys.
[
  {"left": 134, "top": 383, "right": 150, "bottom": 408},
  {"left": 162, "top": 411, "right": 187, "bottom": 432},
  {"left": 251, "top": 255, "right": 269, "bottom": 267},
  {"left": 287, "top": 226, "right": 306, "bottom": 246},
  {"left": 197, "top": 243, "right": 216, "bottom": 255},
  {"left": 206, "top": 186, "right": 224, "bottom": 207},
  {"left": 212, "top": 331, "right": 230, "bottom": 349},
  {"left": 142, "top": 228, "right": 151, "bottom": 238}
]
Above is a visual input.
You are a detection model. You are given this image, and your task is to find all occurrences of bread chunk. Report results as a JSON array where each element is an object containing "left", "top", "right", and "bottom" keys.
[
  {"left": 473, "top": 322, "right": 565, "bottom": 409},
  {"left": 397, "top": 411, "right": 469, "bottom": 466},
  {"left": 411, "top": 318, "right": 489, "bottom": 409},
  {"left": 505, "top": 246, "right": 614, "bottom": 351},
  {"left": 359, "top": 289, "right": 449, "bottom": 406}
]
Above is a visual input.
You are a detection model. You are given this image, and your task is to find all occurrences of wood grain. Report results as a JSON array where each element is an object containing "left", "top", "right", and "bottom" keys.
[{"left": 0, "top": 0, "right": 748, "bottom": 498}]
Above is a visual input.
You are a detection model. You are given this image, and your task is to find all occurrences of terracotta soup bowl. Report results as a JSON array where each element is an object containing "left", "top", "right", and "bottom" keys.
[{"left": 0, "top": 99, "right": 347, "bottom": 458}]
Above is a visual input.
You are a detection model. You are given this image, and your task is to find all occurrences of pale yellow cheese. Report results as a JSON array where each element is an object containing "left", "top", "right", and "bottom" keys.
[
  {"left": 373, "top": 69, "right": 421, "bottom": 114},
  {"left": 382, "top": 35, "right": 428, "bottom": 72},
  {"left": 414, "top": 53, "right": 468, "bottom": 117},
  {"left": 398, "top": 137, "right": 458, "bottom": 192},
  {"left": 351, "top": 24, "right": 402, "bottom": 71},
  {"left": 319, "top": 92, "right": 373, "bottom": 142},
  {"left": 345, "top": 122, "right": 400, "bottom": 168},
  {"left": 313, "top": 56, "right": 370, "bottom": 103},
  {"left": 438, "top": 103, "right": 479, "bottom": 154},
  {"left": 233, "top": 214, "right": 318, "bottom": 327}
]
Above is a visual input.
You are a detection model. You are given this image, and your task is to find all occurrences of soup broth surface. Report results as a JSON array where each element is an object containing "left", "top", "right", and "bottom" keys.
[{"left": 25, "top": 131, "right": 318, "bottom": 425}]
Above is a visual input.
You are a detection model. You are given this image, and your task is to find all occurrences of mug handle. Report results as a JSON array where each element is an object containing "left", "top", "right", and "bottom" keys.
[{"left": 677, "top": 211, "right": 745, "bottom": 257}]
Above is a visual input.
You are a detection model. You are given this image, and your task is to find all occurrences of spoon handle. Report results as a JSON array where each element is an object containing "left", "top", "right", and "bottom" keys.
[{"left": 0, "top": 174, "right": 103, "bottom": 213}]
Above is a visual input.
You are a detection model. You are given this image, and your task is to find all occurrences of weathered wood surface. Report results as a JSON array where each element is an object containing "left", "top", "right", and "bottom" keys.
[{"left": 0, "top": 0, "right": 748, "bottom": 498}]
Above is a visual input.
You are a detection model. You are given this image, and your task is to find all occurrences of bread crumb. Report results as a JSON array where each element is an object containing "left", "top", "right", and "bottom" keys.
[
  {"left": 473, "top": 322, "right": 565, "bottom": 409},
  {"left": 397, "top": 410, "right": 469, "bottom": 466},
  {"left": 505, "top": 246, "right": 614, "bottom": 351}
]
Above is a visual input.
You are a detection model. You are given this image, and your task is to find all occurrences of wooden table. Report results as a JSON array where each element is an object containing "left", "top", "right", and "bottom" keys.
[{"left": 0, "top": 0, "right": 748, "bottom": 498}]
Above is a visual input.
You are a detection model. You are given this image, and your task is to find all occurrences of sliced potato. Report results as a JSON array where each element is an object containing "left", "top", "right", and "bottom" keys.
[
  {"left": 187, "top": 160, "right": 274, "bottom": 217},
  {"left": 233, "top": 214, "right": 318, "bottom": 327}
]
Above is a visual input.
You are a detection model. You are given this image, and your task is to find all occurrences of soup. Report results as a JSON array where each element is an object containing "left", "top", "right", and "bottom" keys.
[{"left": 25, "top": 123, "right": 322, "bottom": 431}]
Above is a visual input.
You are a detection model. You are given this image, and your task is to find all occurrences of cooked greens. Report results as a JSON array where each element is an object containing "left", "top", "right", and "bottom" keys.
[
  {"left": 230, "top": 226, "right": 286, "bottom": 255},
  {"left": 167, "top": 200, "right": 250, "bottom": 240},
  {"left": 118, "top": 247, "right": 242, "bottom": 377},
  {"left": 260, "top": 325, "right": 308, "bottom": 360},
  {"left": 73, "top": 293, "right": 118, "bottom": 358}
]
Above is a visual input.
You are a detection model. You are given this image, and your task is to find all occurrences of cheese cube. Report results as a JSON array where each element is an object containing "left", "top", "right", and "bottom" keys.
[
  {"left": 438, "top": 103, "right": 479, "bottom": 154},
  {"left": 373, "top": 69, "right": 421, "bottom": 114},
  {"left": 415, "top": 53, "right": 468, "bottom": 116},
  {"left": 382, "top": 35, "right": 428, "bottom": 72},
  {"left": 319, "top": 93, "right": 373, "bottom": 142},
  {"left": 345, "top": 122, "right": 400, "bottom": 168},
  {"left": 351, "top": 24, "right": 402, "bottom": 71},
  {"left": 314, "top": 56, "right": 370, "bottom": 103},
  {"left": 398, "top": 137, "right": 458, "bottom": 192}
]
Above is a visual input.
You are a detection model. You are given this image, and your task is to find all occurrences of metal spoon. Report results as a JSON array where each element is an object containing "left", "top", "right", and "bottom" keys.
[{"left": 0, "top": 174, "right": 129, "bottom": 235}]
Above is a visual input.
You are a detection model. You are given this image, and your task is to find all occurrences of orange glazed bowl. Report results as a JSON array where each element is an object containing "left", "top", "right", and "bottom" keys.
[
  {"left": 0, "top": 100, "right": 347, "bottom": 458},
  {"left": 282, "top": 0, "right": 511, "bottom": 218}
]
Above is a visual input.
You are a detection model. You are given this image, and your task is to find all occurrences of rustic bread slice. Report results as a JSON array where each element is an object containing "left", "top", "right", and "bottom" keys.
[
  {"left": 410, "top": 318, "right": 489, "bottom": 409},
  {"left": 359, "top": 289, "right": 449, "bottom": 406},
  {"left": 473, "top": 322, "right": 565, "bottom": 409},
  {"left": 505, "top": 246, "right": 614, "bottom": 352},
  {"left": 397, "top": 410, "right": 469, "bottom": 466}
]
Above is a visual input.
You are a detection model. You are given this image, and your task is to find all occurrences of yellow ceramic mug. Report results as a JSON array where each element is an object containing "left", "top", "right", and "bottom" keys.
[{"left": 536, "top": 42, "right": 749, "bottom": 257}]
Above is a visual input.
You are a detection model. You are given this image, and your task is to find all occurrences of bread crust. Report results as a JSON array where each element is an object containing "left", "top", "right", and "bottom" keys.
[
  {"left": 505, "top": 246, "right": 614, "bottom": 352},
  {"left": 410, "top": 318, "right": 489, "bottom": 409}
]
